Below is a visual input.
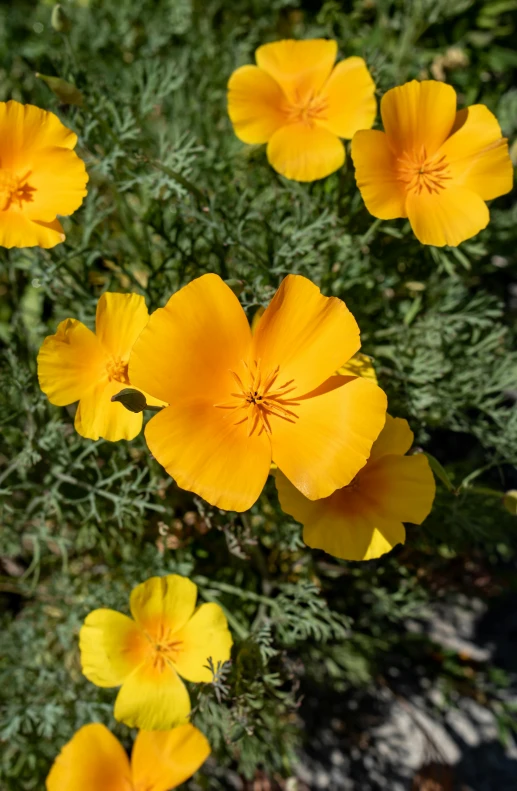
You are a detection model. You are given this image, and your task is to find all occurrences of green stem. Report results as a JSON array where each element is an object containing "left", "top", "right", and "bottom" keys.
[{"left": 360, "top": 217, "right": 382, "bottom": 246}]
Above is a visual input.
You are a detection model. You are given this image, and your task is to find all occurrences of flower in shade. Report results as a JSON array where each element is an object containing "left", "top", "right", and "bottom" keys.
[
  {"left": 80, "top": 574, "right": 232, "bottom": 730},
  {"left": 351, "top": 80, "right": 513, "bottom": 247},
  {"left": 128, "top": 273, "right": 387, "bottom": 513},
  {"left": 46, "top": 722, "right": 210, "bottom": 791},
  {"left": 37, "top": 292, "right": 162, "bottom": 442},
  {"left": 0, "top": 100, "right": 88, "bottom": 248},
  {"left": 228, "top": 39, "right": 376, "bottom": 182},
  {"left": 276, "top": 415, "right": 436, "bottom": 561}
]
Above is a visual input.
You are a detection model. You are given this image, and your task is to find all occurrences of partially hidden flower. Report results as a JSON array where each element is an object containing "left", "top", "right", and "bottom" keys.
[
  {"left": 351, "top": 80, "right": 513, "bottom": 247},
  {"left": 129, "top": 273, "right": 387, "bottom": 512},
  {"left": 46, "top": 722, "right": 210, "bottom": 791},
  {"left": 228, "top": 39, "right": 376, "bottom": 182},
  {"left": 79, "top": 574, "right": 232, "bottom": 730},
  {"left": 0, "top": 100, "right": 88, "bottom": 248},
  {"left": 37, "top": 292, "right": 162, "bottom": 442},
  {"left": 276, "top": 415, "right": 436, "bottom": 561}
]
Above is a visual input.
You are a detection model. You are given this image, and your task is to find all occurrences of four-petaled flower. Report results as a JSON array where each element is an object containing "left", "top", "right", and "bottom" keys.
[
  {"left": 228, "top": 39, "right": 376, "bottom": 182},
  {"left": 351, "top": 80, "right": 513, "bottom": 247},
  {"left": 80, "top": 574, "right": 233, "bottom": 730}
]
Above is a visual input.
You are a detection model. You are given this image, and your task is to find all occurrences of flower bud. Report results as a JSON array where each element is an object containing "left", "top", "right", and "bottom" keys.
[
  {"left": 51, "top": 4, "right": 71, "bottom": 33},
  {"left": 503, "top": 490, "right": 517, "bottom": 516},
  {"left": 36, "top": 73, "right": 83, "bottom": 107}
]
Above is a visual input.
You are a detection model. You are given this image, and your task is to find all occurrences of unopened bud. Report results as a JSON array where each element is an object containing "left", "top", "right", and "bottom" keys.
[
  {"left": 36, "top": 73, "right": 83, "bottom": 107},
  {"left": 111, "top": 388, "right": 148, "bottom": 414},
  {"left": 51, "top": 4, "right": 71, "bottom": 33},
  {"left": 503, "top": 490, "right": 517, "bottom": 516}
]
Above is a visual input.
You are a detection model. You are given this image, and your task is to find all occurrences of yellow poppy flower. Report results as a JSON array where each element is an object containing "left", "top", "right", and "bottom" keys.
[
  {"left": 228, "top": 39, "right": 376, "bottom": 182},
  {"left": 79, "top": 574, "right": 232, "bottom": 730},
  {"left": 0, "top": 100, "right": 88, "bottom": 248},
  {"left": 128, "top": 273, "right": 387, "bottom": 513},
  {"left": 46, "top": 722, "right": 210, "bottom": 791},
  {"left": 276, "top": 415, "right": 435, "bottom": 561},
  {"left": 351, "top": 80, "right": 513, "bottom": 247},
  {"left": 37, "top": 292, "right": 160, "bottom": 442}
]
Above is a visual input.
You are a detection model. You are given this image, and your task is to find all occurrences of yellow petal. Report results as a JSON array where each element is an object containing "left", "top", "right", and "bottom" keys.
[
  {"left": 131, "top": 725, "right": 210, "bottom": 791},
  {"left": 369, "top": 414, "right": 414, "bottom": 461},
  {"left": 75, "top": 377, "right": 143, "bottom": 441},
  {"left": 252, "top": 274, "right": 361, "bottom": 395},
  {"left": 0, "top": 100, "right": 77, "bottom": 170},
  {"left": 406, "top": 184, "right": 489, "bottom": 247},
  {"left": 114, "top": 660, "right": 191, "bottom": 730},
  {"left": 351, "top": 129, "right": 407, "bottom": 219},
  {"left": 0, "top": 211, "right": 66, "bottom": 248},
  {"left": 129, "top": 575, "right": 198, "bottom": 641},
  {"left": 440, "top": 105, "right": 513, "bottom": 200},
  {"left": 79, "top": 609, "right": 148, "bottom": 688},
  {"left": 144, "top": 398, "right": 272, "bottom": 512},
  {"left": 38, "top": 318, "right": 107, "bottom": 407},
  {"left": 227, "top": 65, "right": 287, "bottom": 144},
  {"left": 359, "top": 452, "right": 436, "bottom": 524},
  {"left": 256, "top": 39, "right": 337, "bottom": 104},
  {"left": 46, "top": 723, "right": 131, "bottom": 791},
  {"left": 272, "top": 376, "right": 387, "bottom": 500},
  {"left": 23, "top": 145, "right": 88, "bottom": 222},
  {"left": 381, "top": 80, "right": 457, "bottom": 156},
  {"left": 338, "top": 352, "right": 377, "bottom": 383},
  {"left": 172, "top": 603, "right": 233, "bottom": 683},
  {"left": 267, "top": 121, "right": 344, "bottom": 181},
  {"left": 129, "top": 273, "right": 252, "bottom": 405},
  {"left": 95, "top": 292, "right": 150, "bottom": 360},
  {"left": 317, "top": 57, "right": 376, "bottom": 139}
]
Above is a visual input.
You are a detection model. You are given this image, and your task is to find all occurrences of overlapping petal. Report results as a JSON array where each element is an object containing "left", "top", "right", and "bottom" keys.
[
  {"left": 23, "top": 146, "right": 88, "bottom": 222},
  {"left": 351, "top": 129, "right": 407, "bottom": 219},
  {"left": 80, "top": 609, "right": 148, "bottom": 688},
  {"left": 318, "top": 57, "right": 376, "bottom": 139},
  {"left": 131, "top": 726, "right": 211, "bottom": 791},
  {"left": 129, "top": 575, "right": 198, "bottom": 640},
  {"left": 227, "top": 65, "right": 287, "bottom": 144},
  {"left": 114, "top": 661, "right": 191, "bottom": 730},
  {"left": 95, "top": 292, "right": 150, "bottom": 360},
  {"left": 0, "top": 210, "right": 66, "bottom": 249},
  {"left": 359, "top": 453, "right": 436, "bottom": 525},
  {"left": 74, "top": 377, "right": 143, "bottom": 441},
  {"left": 0, "top": 101, "right": 78, "bottom": 169},
  {"left": 406, "top": 184, "right": 489, "bottom": 247},
  {"left": 381, "top": 80, "right": 457, "bottom": 155},
  {"left": 256, "top": 39, "right": 337, "bottom": 104},
  {"left": 46, "top": 724, "right": 131, "bottom": 791},
  {"left": 172, "top": 603, "right": 232, "bottom": 683},
  {"left": 369, "top": 414, "right": 414, "bottom": 461},
  {"left": 267, "top": 122, "right": 345, "bottom": 182}
]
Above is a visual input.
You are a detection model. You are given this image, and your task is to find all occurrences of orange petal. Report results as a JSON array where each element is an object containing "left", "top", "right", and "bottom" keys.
[
  {"left": 252, "top": 274, "right": 361, "bottom": 396},
  {"left": 172, "top": 603, "right": 233, "bottom": 683},
  {"left": 381, "top": 80, "right": 457, "bottom": 156},
  {"left": 75, "top": 377, "right": 143, "bottom": 441},
  {"left": 351, "top": 129, "right": 407, "bottom": 219},
  {"left": 267, "top": 121, "right": 344, "bottom": 181},
  {"left": 79, "top": 608, "right": 148, "bottom": 688},
  {"left": 129, "top": 575, "right": 198, "bottom": 641},
  {"left": 46, "top": 723, "right": 131, "bottom": 791},
  {"left": 129, "top": 274, "right": 252, "bottom": 405},
  {"left": 317, "top": 57, "right": 376, "bottom": 139},
  {"left": 0, "top": 210, "right": 66, "bottom": 248},
  {"left": 38, "top": 318, "right": 107, "bottom": 407},
  {"left": 95, "top": 292, "right": 150, "bottom": 360},
  {"left": 227, "top": 65, "right": 287, "bottom": 144},
  {"left": 358, "top": 452, "right": 436, "bottom": 524},
  {"left": 23, "top": 145, "right": 88, "bottom": 222},
  {"left": 256, "top": 39, "right": 337, "bottom": 104},
  {"left": 271, "top": 376, "right": 387, "bottom": 500},
  {"left": 131, "top": 725, "right": 210, "bottom": 791},
  {"left": 114, "top": 660, "right": 191, "bottom": 730},
  {"left": 144, "top": 399, "right": 271, "bottom": 512},
  {"left": 406, "top": 184, "right": 489, "bottom": 247},
  {"left": 369, "top": 415, "right": 414, "bottom": 462},
  {"left": 0, "top": 100, "right": 77, "bottom": 170},
  {"left": 440, "top": 105, "right": 513, "bottom": 200}
]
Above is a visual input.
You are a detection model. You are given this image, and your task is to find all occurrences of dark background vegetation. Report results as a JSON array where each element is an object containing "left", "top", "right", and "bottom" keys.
[{"left": 1, "top": 0, "right": 516, "bottom": 788}]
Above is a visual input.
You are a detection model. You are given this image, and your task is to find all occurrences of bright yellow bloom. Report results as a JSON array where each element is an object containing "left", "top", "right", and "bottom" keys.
[
  {"left": 37, "top": 292, "right": 161, "bottom": 442},
  {"left": 0, "top": 100, "right": 88, "bottom": 248},
  {"left": 276, "top": 415, "right": 435, "bottom": 561},
  {"left": 46, "top": 722, "right": 210, "bottom": 791},
  {"left": 80, "top": 574, "right": 232, "bottom": 730},
  {"left": 228, "top": 39, "right": 376, "bottom": 182},
  {"left": 129, "top": 273, "right": 387, "bottom": 513},
  {"left": 351, "top": 80, "right": 513, "bottom": 247}
]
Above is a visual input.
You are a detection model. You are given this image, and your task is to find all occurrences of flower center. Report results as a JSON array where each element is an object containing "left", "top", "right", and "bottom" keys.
[
  {"left": 286, "top": 92, "right": 328, "bottom": 127},
  {"left": 396, "top": 147, "right": 451, "bottom": 195},
  {"left": 215, "top": 359, "right": 300, "bottom": 437},
  {"left": 0, "top": 169, "right": 36, "bottom": 211},
  {"left": 106, "top": 357, "right": 129, "bottom": 384}
]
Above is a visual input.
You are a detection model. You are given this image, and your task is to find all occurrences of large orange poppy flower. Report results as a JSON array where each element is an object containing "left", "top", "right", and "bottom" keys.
[
  {"left": 228, "top": 39, "right": 376, "bottom": 182},
  {"left": 351, "top": 80, "right": 513, "bottom": 247},
  {"left": 129, "top": 273, "right": 387, "bottom": 512}
]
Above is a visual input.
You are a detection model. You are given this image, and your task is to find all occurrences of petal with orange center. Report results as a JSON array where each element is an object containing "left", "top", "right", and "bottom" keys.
[
  {"left": 114, "top": 660, "right": 191, "bottom": 730},
  {"left": 381, "top": 80, "right": 457, "bottom": 156},
  {"left": 252, "top": 275, "right": 361, "bottom": 397},
  {"left": 79, "top": 608, "right": 148, "bottom": 688},
  {"left": 440, "top": 105, "right": 513, "bottom": 201},
  {"left": 227, "top": 65, "right": 287, "bottom": 144},
  {"left": 267, "top": 122, "right": 344, "bottom": 181},
  {"left": 75, "top": 377, "right": 143, "bottom": 441},
  {"left": 129, "top": 575, "right": 198, "bottom": 641},
  {"left": 406, "top": 184, "right": 489, "bottom": 247},
  {"left": 131, "top": 725, "right": 210, "bottom": 791},
  {"left": 0, "top": 211, "right": 66, "bottom": 249},
  {"left": 358, "top": 452, "right": 436, "bottom": 524},
  {"left": 256, "top": 39, "right": 337, "bottom": 104},
  {"left": 22, "top": 146, "right": 88, "bottom": 222},
  {"left": 129, "top": 273, "right": 252, "bottom": 405},
  {"left": 46, "top": 723, "right": 131, "bottom": 791},
  {"left": 0, "top": 101, "right": 77, "bottom": 170},
  {"left": 351, "top": 129, "right": 407, "bottom": 219},
  {"left": 369, "top": 415, "right": 414, "bottom": 462},
  {"left": 271, "top": 376, "right": 387, "bottom": 500},
  {"left": 144, "top": 399, "right": 271, "bottom": 512},
  {"left": 96, "top": 292, "right": 149, "bottom": 360},
  {"left": 317, "top": 57, "right": 376, "bottom": 139},
  {"left": 38, "top": 318, "right": 107, "bottom": 407},
  {"left": 172, "top": 603, "right": 232, "bottom": 683}
]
